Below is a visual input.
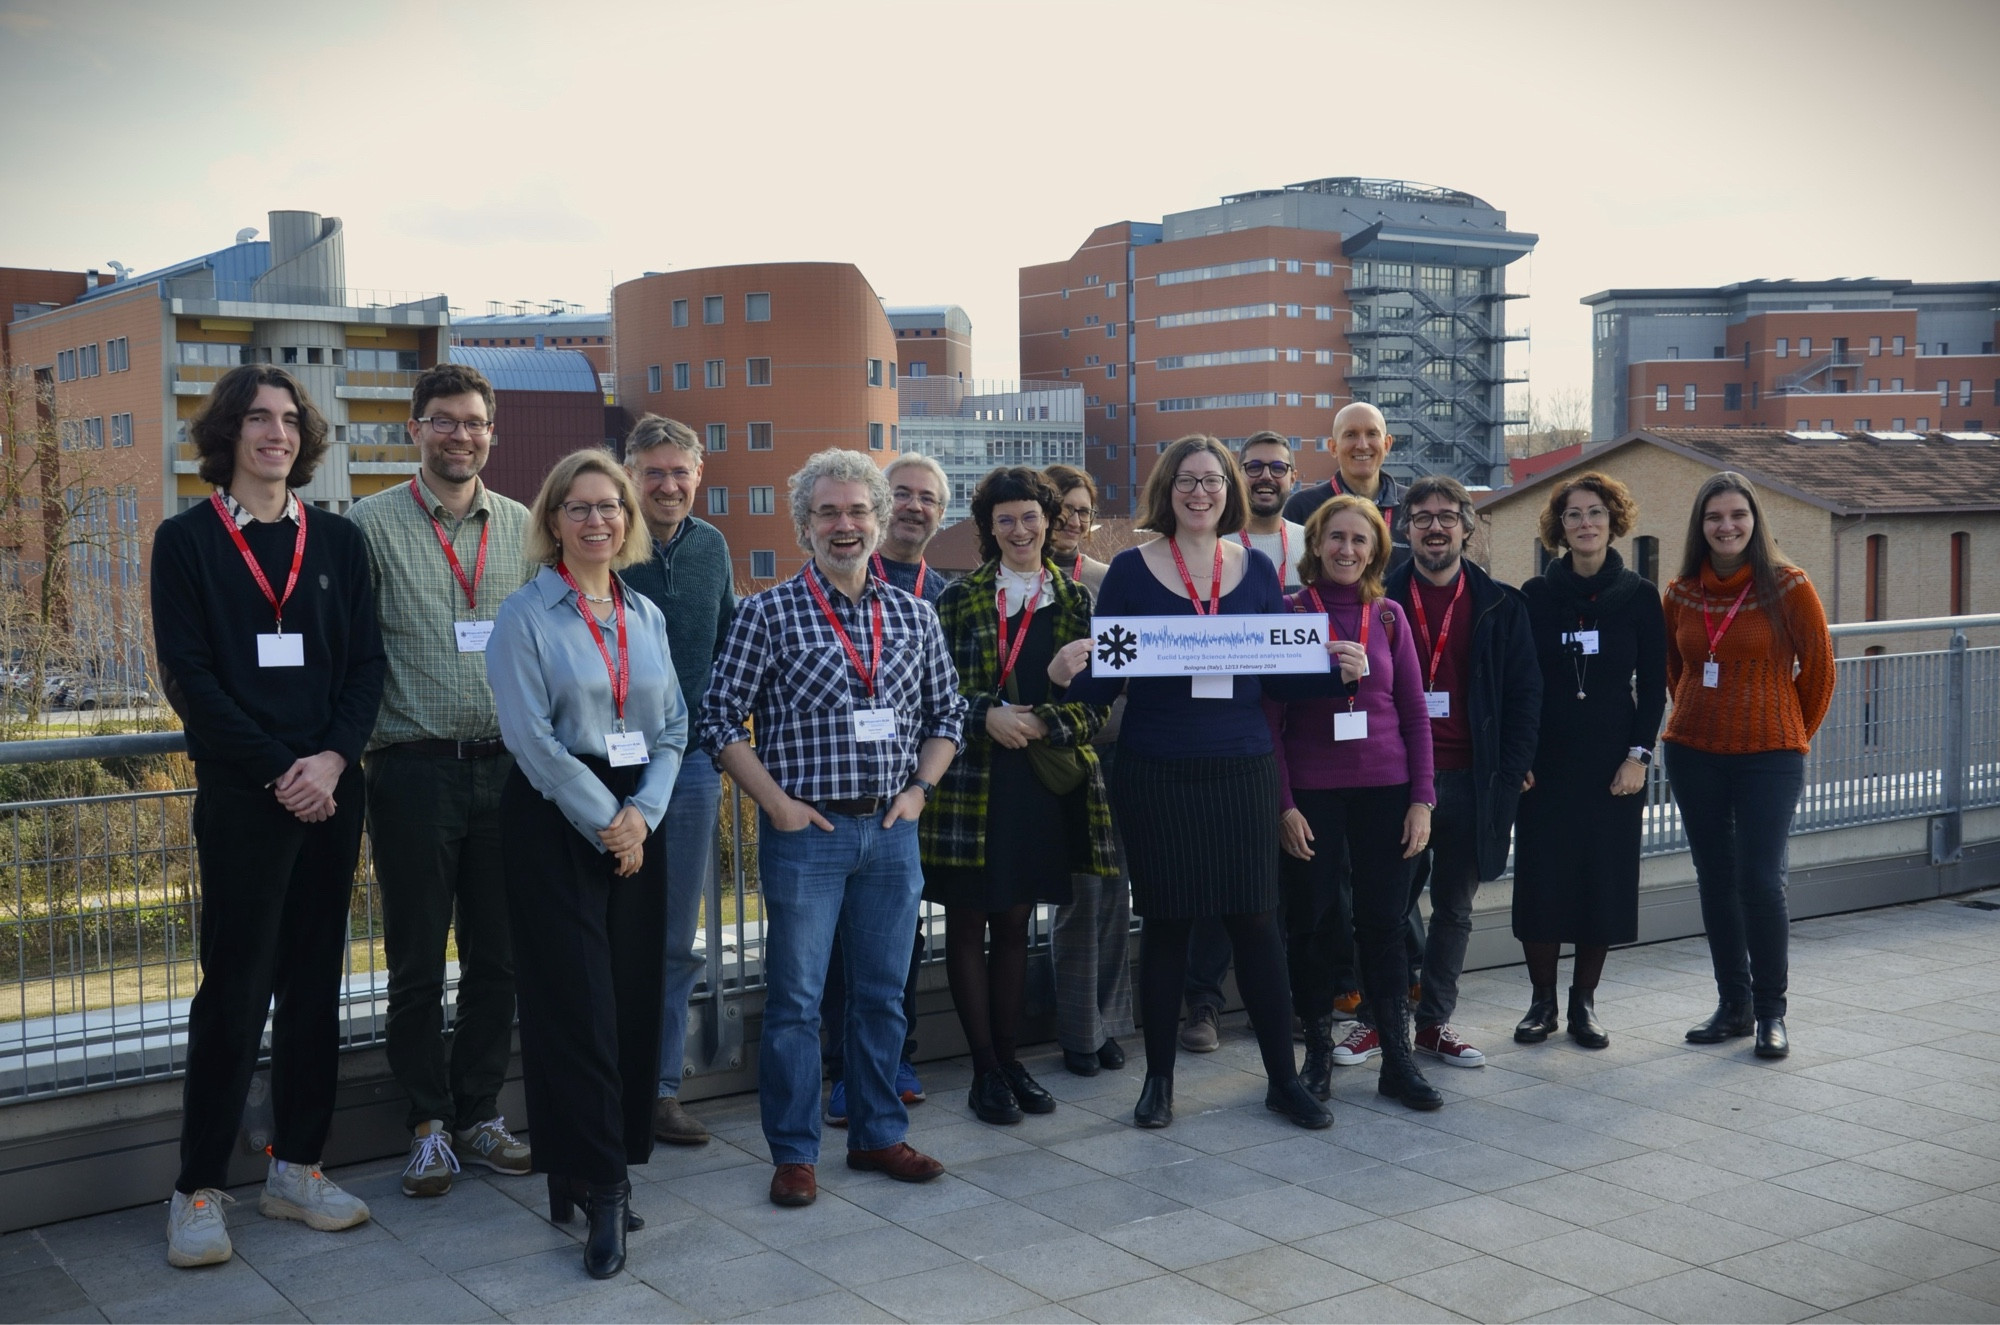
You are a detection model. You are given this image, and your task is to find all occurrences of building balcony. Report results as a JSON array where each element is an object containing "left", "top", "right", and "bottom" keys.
[{"left": 348, "top": 443, "right": 422, "bottom": 475}]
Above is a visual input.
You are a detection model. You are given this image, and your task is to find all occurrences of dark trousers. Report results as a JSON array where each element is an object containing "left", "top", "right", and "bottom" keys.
[
  {"left": 177, "top": 763, "right": 366, "bottom": 1194},
  {"left": 500, "top": 763, "right": 665, "bottom": 1186},
  {"left": 365, "top": 746, "right": 516, "bottom": 1133},
  {"left": 1183, "top": 919, "right": 1231, "bottom": 1014},
  {"left": 823, "top": 926, "right": 923, "bottom": 1080},
  {"left": 1409, "top": 769, "right": 1479, "bottom": 1028},
  {"left": 1666, "top": 744, "right": 1804, "bottom": 1019},
  {"left": 1283, "top": 784, "right": 1415, "bottom": 1019}
]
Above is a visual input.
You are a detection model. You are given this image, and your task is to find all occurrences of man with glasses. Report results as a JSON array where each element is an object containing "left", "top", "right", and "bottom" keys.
[
  {"left": 1377, "top": 475, "right": 1540, "bottom": 1074},
  {"left": 700, "top": 449, "right": 966, "bottom": 1208},
  {"left": 1283, "top": 403, "right": 1410, "bottom": 568},
  {"left": 619, "top": 415, "right": 736, "bottom": 1147},
  {"left": 349, "top": 362, "right": 536, "bottom": 1198}
]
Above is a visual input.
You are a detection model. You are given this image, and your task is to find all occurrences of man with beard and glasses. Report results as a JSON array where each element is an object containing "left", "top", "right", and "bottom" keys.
[
  {"left": 1282, "top": 403, "right": 1410, "bottom": 569},
  {"left": 700, "top": 449, "right": 966, "bottom": 1208},
  {"left": 349, "top": 362, "right": 535, "bottom": 1199},
  {"left": 1377, "top": 475, "right": 1540, "bottom": 1073}
]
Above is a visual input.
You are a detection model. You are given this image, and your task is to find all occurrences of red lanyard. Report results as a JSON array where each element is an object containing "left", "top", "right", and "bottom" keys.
[
  {"left": 871, "top": 552, "right": 927, "bottom": 599},
  {"left": 805, "top": 565, "right": 884, "bottom": 697},
  {"left": 1239, "top": 526, "right": 1289, "bottom": 578},
  {"left": 1168, "top": 538, "right": 1223, "bottom": 615},
  {"left": 1306, "top": 585, "right": 1371, "bottom": 710},
  {"left": 1407, "top": 570, "right": 1466, "bottom": 690},
  {"left": 555, "top": 563, "right": 630, "bottom": 725},
  {"left": 409, "top": 479, "right": 489, "bottom": 611},
  {"left": 1702, "top": 577, "right": 1754, "bottom": 661},
  {"left": 1073, "top": 553, "right": 1084, "bottom": 581},
  {"left": 210, "top": 492, "right": 306, "bottom": 632},
  {"left": 996, "top": 570, "right": 1046, "bottom": 692}
]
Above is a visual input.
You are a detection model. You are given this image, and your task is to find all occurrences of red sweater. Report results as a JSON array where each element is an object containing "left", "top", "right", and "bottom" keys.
[{"left": 1662, "top": 561, "right": 1833, "bottom": 755}]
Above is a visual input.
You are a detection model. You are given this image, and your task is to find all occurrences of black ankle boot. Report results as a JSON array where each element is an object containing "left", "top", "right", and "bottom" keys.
[
  {"left": 1265, "top": 1075, "right": 1333, "bottom": 1129},
  {"left": 1374, "top": 999, "right": 1444, "bottom": 1111},
  {"left": 1514, "top": 985, "right": 1559, "bottom": 1043},
  {"left": 969, "top": 1069, "right": 1024, "bottom": 1125},
  {"left": 549, "top": 1174, "right": 642, "bottom": 1230},
  {"left": 582, "top": 1181, "right": 630, "bottom": 1279},
  {"left": 1300, "top": 1013, "right": 1336, "bottom": 1100},
  {"left": 1685, "top": 1000, "right": 1754, "bottom": 1044},
  {"left": 1567, "top": 987, "right": 1609, "bottom": 1049},
  {"left": 1133, "top": 1074, "right": 1173, "bottom": 1128}
]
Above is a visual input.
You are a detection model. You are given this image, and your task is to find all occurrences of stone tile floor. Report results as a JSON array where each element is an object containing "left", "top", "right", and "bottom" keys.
[{"left": 7, "top": 892, "right": 2000, "bottom": 1323}]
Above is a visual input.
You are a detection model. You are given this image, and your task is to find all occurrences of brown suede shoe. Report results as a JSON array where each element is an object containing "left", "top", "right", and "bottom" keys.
[
  {"left": 769, "top": 1163, "right": 816, "bottom": 1207},
  {"left": 845, "top": 1142, "right": 944, "bottom": 1183},
  {"left": 652, "top": 1097, "right": 711, "bottom": 1146}
]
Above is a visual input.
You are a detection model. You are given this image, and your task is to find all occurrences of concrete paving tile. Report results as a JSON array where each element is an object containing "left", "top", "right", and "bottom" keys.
[
  {"left": 1517, "top": 1298, "right": 1667, "bottom": 1322},
  {"left": 1586, "top": 1104, "right": 1738, "bottom": 1150},
  {"left": 1901, "top": 1077, "right": 2000, "bottom": 1122},
  {"left": 1712, "top": 1241, "right": 1917, "bottom": 1311},
  {"left": 1501, "top": 1227, "right": 1686, "bottom": 1295},
  {"left": 1398, "top": 1193, "right": 1576, "bottom": 1254},
  {"left": 1752, "top": 1112, "right": 1899, "bottom": 1159},
  {"left": 950, "top": 1147, "right": 1103, "bottom": 1200},
  {"left": 1641, "top": 1085, "right": 1803, "bottom": 1132},
  {"left": 633, "top": 1137, "right": 768, "bottom": 1181},
  {"left": 1182, "top": 1243, "right": 1370, "bottom": 1312},
  {"left": 1582, "top": 1149, "right": 1755, "bottom": 1203},
  {"left": 983, "top": 1305, "right": 1090, "bottom": 1325},
  {"left": 1801, "top": 1215, "right": 1995, "bottom": 1280},
  {"left": 1204, "top": 1185, "right": 1373, "bottom": 1242},
  {"left": 0, "top": 1232, "right": 57, "bottom": 1278},
  {"left": 29, "top": 1308, "right": 110, "bottom": 1325},
  {"left": 454, "top": 1244, "right": 624, "bottom": 1314},
  {"left": 106, "top": 1283, "right": 306, "bottom": 1325},
  {"left": 1936, "top": 1257, "right": 2000, "bottom": 1305},
  {"left": 1167, "top": 1103, "right": 1325, "bottom": 1155},
  {"left": 855, "top": 1261, "right": 1045, "bottom": 1324},
  {"left": 300, "top": 1274, "right": 498, "bottom": 1323},
  {"left": 1271, "top": 1282, "right": 1475, "bottom": 1322},
  {"left": 1393, "top": 1253, "right": 1593, "bottom": 1322},
  {"left": 1294, "top": 1220, "right": 1478, "bottom": 1283},
  {"left": 902, "top": 1119, "right": 1039, "bottom": 1168},
  {"left": 1772, "top": 1160, "right": 1955, "bottom": 1215},
  {"left": 0, "top": 1264, "right": 90, "bottom": 1320},
  {"left": 1061, "top": 1272, "right": 1262, "bottom": 1323},
  {"left": 917, "top": 1199, "right": 1074, "bottom": 1259},
  {"left": 1414, "top": 1097, "right": 1560, "bottom": 1146},
  {"left": 398, "top": 1210, "right": 575, "bottom": 1272},
  {"left": 1230, "top": 1133, "right": 1371, "bottom": 1184},
  {"left": 1836, "top": 1283, "right": 2000, "bottom": 1324},
  {"left": 256, "top": 1238, "right": 438, "bottom": 1307},
  {"left": 1712, "top": 1068, "right": 1877, "bottom": 1113},
  {"left": 1029, "top": 1175, "right": 1187, "bottom": 1234},
  {"left": 1399, "top": 1140, "right": 1563, "bottom": 1192},
  {"left": 1303, "top": 1163, "right": 1470, "bottom": 1216},
  {"left": 1122, "top": 1153, "right": 1290, "bottom": 1205},
  {"left": 1665, "top": 1131, "right": 1828, "bottom": 1179},
  {"left": 503, "top": 1280, "right": 697, "bottom": 1322},
  {"left": 226, "top": 1209, "right": 398, "bottom": 1268},
  {"left": 717, "top": 1287, "right": 900, "bottom": 1323},
  {"left": 711, "top": 1187, "right": 888, "bottom": 1248},
  {"left": 1597, "top": 1203, "right": 1785, "bottom": 1265},
  {"left": 1332, "top": 1114, "right": 1474, "bottom": 1165},
  {"left": 1684, "top": 1180, "right": 1868, "bottom": 1238},
  {"left": 1608, "top": 1266, "right": 1817, "bottom": 1324},
  {"left": 618, "top": 1213, "right": 763, "bottom": 1277},
  {"left": 638, "top": 1248, "right": 836, "bottom": 1320},
  {"left": 1099, "top": 1206, "right": 1274, "bottom": 1271},
  {"left": 1852, "top": 1138, "right": 2000, "bottom": 1192},
  {"left": 1046, "top": 1126, "right": 1205, "bottom": 1177},
  {"left": 637, "top": 1161, "right": 773, "bottom": 1213},
  {"left": 1937, "top": 1121, "right": 2000, "bottom": 1161},
  {"left": 835, "top": 1171, "right": 1003, "bottom": 1221},
  {"left": 34, "top": 1204, "right": 174, "bottom": 1263},
  {"left": 1497, "top": 1171, "right": 1665, "bottom": 1224},
  {"left": 1483, "top": 1119, "right": 1647, "bottom": 1169},
  {"left": 979, "top": 1232, "right": 1158, "bottom": 1301},
  {"left": 781, "top": 1223, "right": 960, "bottom": 1287}
]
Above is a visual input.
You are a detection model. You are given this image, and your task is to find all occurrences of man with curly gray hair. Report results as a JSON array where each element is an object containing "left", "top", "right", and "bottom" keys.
[{"left": 701, "top": 449, "right": 966, "bottom": 1209}]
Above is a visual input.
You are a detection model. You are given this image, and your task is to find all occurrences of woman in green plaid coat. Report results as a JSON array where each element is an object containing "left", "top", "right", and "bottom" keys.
[{"left": 919, "top": 467, "right": 1116, "bottom": 1125}]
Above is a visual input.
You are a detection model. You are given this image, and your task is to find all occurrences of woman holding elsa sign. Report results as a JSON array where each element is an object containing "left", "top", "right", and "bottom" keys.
[{"left": 1049, "top": 435, "right": 1331, "bottom": 1131}]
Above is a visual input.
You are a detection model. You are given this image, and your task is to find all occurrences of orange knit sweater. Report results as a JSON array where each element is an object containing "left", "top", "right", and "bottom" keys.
[{"left": 1662, "top": 561, "right": 1834, "bottom": 755}]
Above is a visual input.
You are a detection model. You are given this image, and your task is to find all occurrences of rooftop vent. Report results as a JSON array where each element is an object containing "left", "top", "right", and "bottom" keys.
[
  {"left": 1861, "top": 431, "right": 1925, "bottom": 445},
  {"left": 1940, "top": 431, "right": 1998, "bottom": 445},
  {"left": 1785, "top": 430, "right": 1847, "bottom": 444}
]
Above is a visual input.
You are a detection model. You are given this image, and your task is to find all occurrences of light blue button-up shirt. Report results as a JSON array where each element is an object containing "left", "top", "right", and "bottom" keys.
[{"left": 487, "top": 565, "right": 687, "bottom": 848}]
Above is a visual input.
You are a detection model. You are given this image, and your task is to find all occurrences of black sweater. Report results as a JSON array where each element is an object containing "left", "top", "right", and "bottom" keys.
[{"left": 151, "top": 499, "right": 386, "bottom": 785}]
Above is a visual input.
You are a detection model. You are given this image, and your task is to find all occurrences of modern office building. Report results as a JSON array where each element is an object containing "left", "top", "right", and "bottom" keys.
[
  {"left": 610, "top": 262, "right": 902, "bottom": 585},
  {"left": 1582, "top": 280, "right": 2000, "bottom": 441},
  {"left": 887, "top": 305, "right": 972, "bottom": 381},
  {"left": 1022, "top": 178, "right": 1537, "bottom": 513},
  {"left": 896, "top": 377, "right": 1084, "bottom": 525},
  {"left": 454, "top": 304, "right": 612, "bottom": 379}
]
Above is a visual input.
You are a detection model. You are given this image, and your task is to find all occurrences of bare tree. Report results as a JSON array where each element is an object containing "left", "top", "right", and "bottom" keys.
[{"left": 1506, "top": 386, "right": 1591, "bottom": 459}]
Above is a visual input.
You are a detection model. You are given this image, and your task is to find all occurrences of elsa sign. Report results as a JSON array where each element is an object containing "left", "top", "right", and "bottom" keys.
[{"left": 1090, "top": 615, "right": 1331, "bottom": 697}]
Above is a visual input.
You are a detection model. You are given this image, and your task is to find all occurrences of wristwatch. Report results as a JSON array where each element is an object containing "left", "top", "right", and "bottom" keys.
[
  {"left": 1626, "top": 747, "right": 1653, "bottom": 766},
  {"left": 908, "top": 778, "right": 936, "bottom": 799}
]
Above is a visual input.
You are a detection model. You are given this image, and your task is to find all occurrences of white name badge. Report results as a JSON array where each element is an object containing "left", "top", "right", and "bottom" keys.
[
  {"left": 1334, "top": 710, "right": 1370, "bottom": 742},
  {"left": 853, "top": 707, "right": 898, "bottom": 742},
  {"left": 454, "top": 620, "right": 494, "bottom": 653},
  {"left": 1191, "top": 674, "right": 1234, "bottom": 700},
  {"left": 257, "top": 633, "right": 305, "bottom": 668},
  {"left": 1702, "top": 660, "right": 1720, "bottom": 688},
  {"left": 604, "top": 730, "right": 650, "bottom": 767},
  {"left": 1425, "top": 690, "right": 1452, "bottom": 719},
  {"left": 1567, "top": 630, "right": 1601, "bottom": 655}
]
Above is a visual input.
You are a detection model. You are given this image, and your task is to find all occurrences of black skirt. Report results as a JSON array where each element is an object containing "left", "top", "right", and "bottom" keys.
[{"left": 1112, "top": 748, "right": 1280, "bottom": 918}]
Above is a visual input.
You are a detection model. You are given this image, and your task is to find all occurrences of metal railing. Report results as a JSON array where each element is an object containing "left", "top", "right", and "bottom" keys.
[{"left": 4, "top": 618, "right": 1996, "bottom": 1105}]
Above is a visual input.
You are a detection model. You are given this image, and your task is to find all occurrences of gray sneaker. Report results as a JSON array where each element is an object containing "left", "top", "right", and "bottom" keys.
[
  {"left": 454, "top": 1116, "right": 532, "bottom": 1176},
  {"left": 259, "top": 1160, "right": 370, "bottom": 1231},
  {"left": 403, "top": 1119, "right": 459, "bottom": 1197},
  {"left": 1180, "top": 1005, "right": 1221, "bottom": 1053},
  {"left": 166, "top": 1188, "right": 234, "bottom": 1267}
]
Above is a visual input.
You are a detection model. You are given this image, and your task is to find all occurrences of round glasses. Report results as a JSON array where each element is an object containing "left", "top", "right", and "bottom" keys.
[
  {"left": 1561, "top": 506, "right": 1611, "bottom": 526},
  {"left": 1173, "top": 474, "right": 1228, "bottom": 494},
  {"left": 560, "top": 500, "right": 626, "bottom": 523}
]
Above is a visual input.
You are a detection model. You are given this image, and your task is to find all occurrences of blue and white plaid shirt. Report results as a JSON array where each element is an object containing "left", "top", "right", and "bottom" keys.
[{"left": 699, "top": 563, "right": 965, "bottom": 802}]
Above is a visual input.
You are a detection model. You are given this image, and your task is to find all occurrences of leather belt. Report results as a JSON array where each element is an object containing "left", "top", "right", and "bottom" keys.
[
  {"left": 816, "top": 797, "right": 884, "bottom": 817},
  {"left": 387, "top": 738, "right": 509, "bottom": 760}
]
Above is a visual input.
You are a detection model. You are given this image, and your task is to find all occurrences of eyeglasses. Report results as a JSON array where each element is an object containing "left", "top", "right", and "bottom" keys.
[
  {"left": 1059, "top": 504, "right": 1095, "bottom": 525},
  {"left": 812, "top": 504, "right": 875, "bottom": 525},
  {"left": 641, "top": 466, "right": 697, "bottom": 485},
  {"left": 1173, "top": 474, "right": 1228, "bottom": 494},
  {"left": 1409, "top": 511, "right": 1464, "bottom": 530},
  {"left": 1242, "top": 459, "right": 1293, "bottom": 478},
  {"left": 992, "top": 512, "right": 1044, "bottom": 534},
  {"left": 893, "top": 487, "right": 943, "bottom": 510},
  {"left": 416, "top": 416, "right": 493, "bottom": 437},
  {"left": 1561, "top": 506, "right": 1611, "bottom": 526},
  {"left": 559, "top": 500, "right": 626, "bottom": 523}
]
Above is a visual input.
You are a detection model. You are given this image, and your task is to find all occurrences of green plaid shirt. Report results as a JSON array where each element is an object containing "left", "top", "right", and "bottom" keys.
[
  {"left": 348, "top": 475, "right": 535, "bottom": 750},
  {"left": 920, "top": 559, "right": 1117, "bottom": 873}
]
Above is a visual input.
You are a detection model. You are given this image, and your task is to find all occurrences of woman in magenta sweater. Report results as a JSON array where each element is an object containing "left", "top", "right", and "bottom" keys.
[{"left": 1266, "top": 495, "right": 1441, "bottom": 1110}]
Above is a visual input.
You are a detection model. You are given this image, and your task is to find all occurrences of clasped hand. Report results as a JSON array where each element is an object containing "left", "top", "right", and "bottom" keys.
[
  {"left": 274, "top": 751, "right": 345, "bottom": 823},
  {"left": 985, "top": 702, "right": 1048, "bottom": 749},
  {"left": 599, "top": 804, "right": 647, "bottom": 877}
]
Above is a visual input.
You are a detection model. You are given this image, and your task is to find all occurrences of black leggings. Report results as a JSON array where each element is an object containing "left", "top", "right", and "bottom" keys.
[
  {"left": 1523, "top": 942, "right": 1608, "bottom": 992},
  {"left": 1284, "top": 785, "right": 1416, "bottom": 1020},
  {"left": 1139, "top": 910, "right": 1299, "bottom": 1086},
  {"left": 944, "top": 905, "right": 1034, "bottom": 1076}
]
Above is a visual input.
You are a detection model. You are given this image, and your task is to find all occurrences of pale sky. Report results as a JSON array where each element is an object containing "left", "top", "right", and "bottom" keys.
[{"left": 3, "top": 0, "right": 1995, "bottom": 416}]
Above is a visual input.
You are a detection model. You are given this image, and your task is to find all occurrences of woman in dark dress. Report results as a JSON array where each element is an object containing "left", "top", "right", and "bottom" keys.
[
  {"left": 1512, "top": 471, "right": 1666, "bottom": 1049},
  {"left": 921, "top": 468, "right": 1116, "bottom": 1125},
  {"left": 1050, "top": 435, "right": 1330, "bottom": 1132}
]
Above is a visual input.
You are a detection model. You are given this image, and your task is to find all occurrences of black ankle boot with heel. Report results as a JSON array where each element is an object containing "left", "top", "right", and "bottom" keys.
[{"left": 582, "top": 1181, "right": 630, "bottom": 1279}]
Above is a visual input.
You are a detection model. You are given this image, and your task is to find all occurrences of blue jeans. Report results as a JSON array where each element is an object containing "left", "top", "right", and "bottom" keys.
[
  {"left": 1665, "top": 744, "right": 1805, "bottom": 1019},
  {"left": 758, "top": 811, "right": 922, "bottom": 1164},
  {"left": 658, "top": 758, "right": 723, "bottom": 1098}
]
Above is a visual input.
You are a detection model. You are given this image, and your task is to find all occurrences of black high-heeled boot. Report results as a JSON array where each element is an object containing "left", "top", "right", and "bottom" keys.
[
  {"left": 549, "top": 1174, "right": 643, "bottom": 1231},
  {"left": 582, "top": 1181, "right": 630, "bottom": 1279},
  {"left": 1373, "top": 997, "right": 1444, "bottom": 1111},
  {"left": 1300, "top": 1013, "right": 1336, "bottom": 1100},
  {"left": 1567, "top": 987, "right": 1609, "bottom": 1049},
  {"left": 1133, "top": 1074, "right": 1173, "bottom": 1128},
  {"left": 1514, "top": 985, "right": 1559, "bottom": 1043}
]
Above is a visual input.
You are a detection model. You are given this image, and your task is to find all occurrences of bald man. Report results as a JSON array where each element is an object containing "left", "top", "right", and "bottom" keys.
[{"left": 1282, "top": 404, "right": 1408, "bottom": 567}]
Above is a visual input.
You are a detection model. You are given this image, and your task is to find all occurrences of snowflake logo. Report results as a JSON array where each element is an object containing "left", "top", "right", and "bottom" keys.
[{"left": 1096, "top": 624, "right": 1140, "bottom": 670}]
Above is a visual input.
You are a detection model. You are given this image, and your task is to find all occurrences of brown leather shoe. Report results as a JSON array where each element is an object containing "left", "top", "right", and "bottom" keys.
[
  {"left": 845, "top": 1142, "right": 944, "bottom": 1183},
  {"left": 652, "top": 1097, "right": 710, "bottom": 1146},
  {"left": 769, "top": 1163, "right": 816, "bottom": 1207}
]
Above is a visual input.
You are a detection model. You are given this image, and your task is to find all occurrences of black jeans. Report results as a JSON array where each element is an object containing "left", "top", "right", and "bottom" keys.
[
  {"left": 1282, "top": 784, "right": 1415, "bottom": 1019},
  {"left": 1409, "top": 769, "right": 1479, "bottom": 1028},
  {"left": 177, "top": 763, "right": 366, "bottom": 1194},
  {"left": 365, "top": 746, "right": 517, "bottom": 1133},
  {"left": 1665, "top": 743, "right": 1805, "bottom": 1019}
]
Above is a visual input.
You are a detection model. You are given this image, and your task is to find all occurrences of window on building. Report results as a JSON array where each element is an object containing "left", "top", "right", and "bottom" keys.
[
  {"left": 1106, "top": 324, "right": 1117, "bottom": 337},
  {"left": 1684, "top": 385, "right": 1697, "bottom": 411},
  {"left": 1869, "top": 335, "right": 1882, "bottom": 356},
  {"left": 705, "top": 423, "right": 727, "bottom": 451},
  {"left": 1316, "top": 261, "right": 1334, "bottom": 277},
  {"left": 1917, "top": 417, "right": 1930, "bottom": 431},
  {"left": 1084, "top": 315, "right": 1098, "bottom": 326},
  {"left": 1105, "top": 444, "right": 1118, "bottom": 459},
  {"left": 748, "top": 422, "right": 772, "bottom": 450},
  {"left": 674, "top": 362, "right": 690, "bottom": 390},
  {"left": 106, "top": 337, "right": 128, "bottom": 372},
  {"left": 1286, "top": 259, "right": 1301, "bottom": 274},
  {"left": 1315, "top": 393, "right": 1333, "bottom": 408},
  {"left": 1952, "top": 532, "right": 1971, "bottom": 614},
  {"left": 1800, "top": 337, "right": 1812, "bottom": 358},
  {"left": 1315, "top": 306, "right": 1333, "bottom": 320},
  {"left": 1632, "top": 535, "right": 1659, "bottom": 586},
  {"left": 1105, "top": 364, "right": 1116, "bottom": 379},
  {"left": 1854, "top": 418, "right": 1872, "bottom": 430},
  {"left": 702, "top": 295, "right": 723, "bottom": 325},
  {"left": 707, "top": 488, "right": 728, "bottom": 516},
  {"left": 867, "top": 358, "right": 884, "bottom": 386},
  {"left": 868, "top": 422, "right": 884, "bottom": 450},
  {"left": 1724, "top": 383, "right": 1743, "bottom": 411},
  {"left": 79, "top": 343, "right": 99, "bottom": 376},
  {"left": 1284, "top": 304, "right": 1300, "bottom": 318},
  {"left": 1775, "top": 338, "right": 1788, "bottom": 358},
  {"left": 909, "top": 362, "right": 927, "bottom": 377},
  {"left": 1892, "top": 418, "right": 1906, "bottom": 430},
  {"left": 671, "top": 299, "right": 688, "bottom": 327},
  {"left": 1314, "top": 349, "right": 1334, "bottom": 365},
  {"left": 1939, "top": 379, "right": 1950, "bottom": 403},
  {"left": 1105, "top": 404, "right": 1117, "bottom": 419},
  {"left": 745, "top": 292, "right": 770, "bottom": 322},
  {"left": 1865, "top": 534, "right": 1888, "bottom": 620},
  {"left": 1893, "top": 335, "right": 1905, "bottom": 355},
  {"left": 1666, "top": 347, "right": 1680, "bottom": 360},
  {"left": 1867, "top": 378, "right": 1880, "bottom": 392},
  {"left": 1655, "top": 385, "right": 1668, "bottom": 412},
  {"left": 705, "top": 359, "right": 725, "bottom": 388},
  {"left": 1752, "top": 382, "right": 1760, "bottom": 408},
  {"left": 111, "top": 413, "right": 134, "bottom": 447},
  {"left": 751, "top": 550, "right": 776, "bottom": 579},
  {"left": 747, "top": 357, "right": 771, "bottom": 387},
  {"left": 56, "top": 349, "right": 75, "bottom": 380},
  {"left": 647, "top": 365, "right": 662, "bottom": 393},
  {"left": 1821, "top": 419, "right": 1834, "bottom": 431},
  {"left": 749, "top": 486, "right": 774, "bottom": 515},
  {"left": 1961, "top": 380, "right": 1974, "bottom": 406},
  {"left": 1892, "top": 377, "right": 1905, "bottom": 392}
]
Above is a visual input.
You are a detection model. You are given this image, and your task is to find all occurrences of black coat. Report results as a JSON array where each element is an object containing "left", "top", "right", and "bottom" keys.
[
  {"left": 1512, "top": 550, "right": 1668, "bottom": 945},
  {"left": 1385, "top": 559, "right": 1541, "bottom": 881}
]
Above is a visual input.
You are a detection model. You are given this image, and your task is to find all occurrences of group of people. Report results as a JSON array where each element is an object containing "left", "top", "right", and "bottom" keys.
[{"left": 152, "top": 364, "right": 1834, "bottom": 1282}]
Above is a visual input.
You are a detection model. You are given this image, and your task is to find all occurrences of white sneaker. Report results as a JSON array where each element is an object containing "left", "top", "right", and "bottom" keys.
[
  {"left": 166, "top": 1188, "right": 234, "bottom": 1267},
  {"left": 259, "top": 1159, "right": 371, "bottom": 1231}
]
